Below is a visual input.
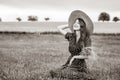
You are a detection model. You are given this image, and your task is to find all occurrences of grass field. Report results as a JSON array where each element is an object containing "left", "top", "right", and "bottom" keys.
[
  {"left": 0, "top": 33, "right": 120, "bottom": 80},
  {"left": 0, "top": 22, "right": 120, "bottom": 33}
]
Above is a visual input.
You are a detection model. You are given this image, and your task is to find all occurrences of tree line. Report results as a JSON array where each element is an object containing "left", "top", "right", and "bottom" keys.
[
  {"left": 0, "top": 12, "right": 120, "bottom": 22},
  {"left": 0, "top": 16, "right": 50, "bottom": 22},
  {"left": 98, "top": 12, "right": 120, "bottom": 22}
]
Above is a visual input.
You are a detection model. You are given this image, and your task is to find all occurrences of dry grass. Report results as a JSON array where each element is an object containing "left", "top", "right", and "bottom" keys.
[{"left": 0, "top": 33, "right": 120, "bottom": 80}]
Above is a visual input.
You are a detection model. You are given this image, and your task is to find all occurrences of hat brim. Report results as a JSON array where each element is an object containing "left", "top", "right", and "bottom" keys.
[{"left": 68, "top": 10, "right": 94, "bottom": 34}]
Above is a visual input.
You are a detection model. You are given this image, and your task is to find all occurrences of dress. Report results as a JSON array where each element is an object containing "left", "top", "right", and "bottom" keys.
[
  {"left": 64, "top": 32, "right": 91, "bottom": 68},
  {"left": 50, "top": 33, "right": 94, "bottom": 80}
]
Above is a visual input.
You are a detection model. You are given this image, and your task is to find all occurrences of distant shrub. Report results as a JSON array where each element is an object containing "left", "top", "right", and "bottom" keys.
[
  {"left": 98, "top": 12, "right": 110, "bottom": 22},
  {"left": 113, "top": 17, "right": 120, "bottom": 22},
  {"left": 44, "top": 17, "right": 50, "bottom": 21},
  {"left": 16, "top": 17, "right": 22, "bottom": 22},
  {"left": 0, "top": 31, "right": 61, "bottom": 35},
  {"left": 28, "top": 16, "right": 38, "bottom": 21},
  {"left": 0, "top": 18, "right": 2, "bottom": 22},
  {"left": 40, "top": 31, "right": 60, "bottom": 35},
  {"left": 0, "top": 31, "right": 34, "bottom": 34},
  {"left": 93, "top": 33, "right": 120, "bottom": 36}
]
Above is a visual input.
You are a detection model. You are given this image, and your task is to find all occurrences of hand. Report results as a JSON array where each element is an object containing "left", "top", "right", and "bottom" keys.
[{"left": 61, "top": 64, "right": 68, "bottom": 69}]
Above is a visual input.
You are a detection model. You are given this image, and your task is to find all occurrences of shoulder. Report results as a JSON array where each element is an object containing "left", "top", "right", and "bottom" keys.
[{"left": 65, "top": 32, "right": 75, "bottom": 40}]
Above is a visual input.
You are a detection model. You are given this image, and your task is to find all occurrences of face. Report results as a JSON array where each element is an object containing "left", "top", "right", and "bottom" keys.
[{"left": 73, "top": 20, "right": 81, "bottom": 31}]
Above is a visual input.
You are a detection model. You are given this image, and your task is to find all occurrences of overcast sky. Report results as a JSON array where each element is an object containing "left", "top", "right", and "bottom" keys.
[{"left": 0, "top": 0, "right": 120, "bottom": 21}]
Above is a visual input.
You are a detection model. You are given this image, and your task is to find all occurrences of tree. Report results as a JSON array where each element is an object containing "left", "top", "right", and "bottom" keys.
[
  {"left": 28, "top": 16, "right": 38, "bottom": 21},
  {"left": 0, "top": 18, "right": 2, "bottom": 22},
  {"left": 44, "top": 17, "right": 50, "bottom": 21},
  {"left": 113, "top": 17, "right": 120, "bottom": 22},
  {"left": 16, "top": 17, "right": 22, "bottom": 22},
  {"left": 98, "top": 12, "right": 110, "bottom": 22}
]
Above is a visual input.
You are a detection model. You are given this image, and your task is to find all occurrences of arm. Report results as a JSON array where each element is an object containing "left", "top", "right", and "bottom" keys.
[
  {"left": 69, "top": 55, "right": 88, "bottom": 65},
  {"left": 57, "top": 24, "right": 69, "bottom": 35},
  {"left": 69, "top": 47, "right": 92, "bottom": 65}
]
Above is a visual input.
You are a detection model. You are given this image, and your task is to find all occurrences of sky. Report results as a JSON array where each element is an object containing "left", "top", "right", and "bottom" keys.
[{"left": 0, "top": 0, "right": 120, "bottom": 22}]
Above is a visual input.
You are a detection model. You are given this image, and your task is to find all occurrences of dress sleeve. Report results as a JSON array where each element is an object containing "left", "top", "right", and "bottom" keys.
[{"left": 65, "top": 32, "right": 71, "bottom": 41}]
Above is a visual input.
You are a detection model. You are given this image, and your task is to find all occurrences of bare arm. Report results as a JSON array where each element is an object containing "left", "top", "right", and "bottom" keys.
[
  {"left": 57, "top": 24, "right": 69, "bottom": 35},
  {"left": 69, "top": 47, "right": 93, "bottom": 65},
  {"left": 69, "top": 55, "right": 88, "bottom": 65}
]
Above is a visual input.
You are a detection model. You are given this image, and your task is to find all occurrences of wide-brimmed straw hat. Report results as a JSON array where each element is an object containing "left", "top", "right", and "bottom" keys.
[{"left": 68, "top": 10, "right": 94, "bottom": 34}]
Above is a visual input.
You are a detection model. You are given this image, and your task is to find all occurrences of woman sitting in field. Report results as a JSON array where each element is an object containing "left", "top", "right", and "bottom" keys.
[
  {"left": 50, "top": 10, "right": 95, "bottom": 80},
  {"left": 58, "top": 19, "right": 92, "bottom": 70}
]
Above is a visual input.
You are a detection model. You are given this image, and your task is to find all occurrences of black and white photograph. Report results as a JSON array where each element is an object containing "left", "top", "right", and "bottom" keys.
[{"left": 0, "top": 0, "right": 120, "bottom": 80}]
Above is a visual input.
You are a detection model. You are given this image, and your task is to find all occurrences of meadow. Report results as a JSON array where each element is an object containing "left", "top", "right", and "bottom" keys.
[
  {"left": 0, "top": 22, "right": 120, "bottom": 33},
  {"left": 0, "top": 33, "right": 120, "bottom": 80}
]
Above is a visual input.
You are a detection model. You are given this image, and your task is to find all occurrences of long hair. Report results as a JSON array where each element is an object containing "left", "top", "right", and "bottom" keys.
[{"left": 77, "top": 18, "right": 91, "bottom": 47}]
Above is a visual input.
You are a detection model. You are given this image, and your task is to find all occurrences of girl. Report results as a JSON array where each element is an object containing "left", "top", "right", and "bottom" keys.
[
  {"left": 50, "top": 10, "right": 95, "bottom": 80},
  {"left": 58, "top": 18, "right": 92, "bottom": 70}
]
